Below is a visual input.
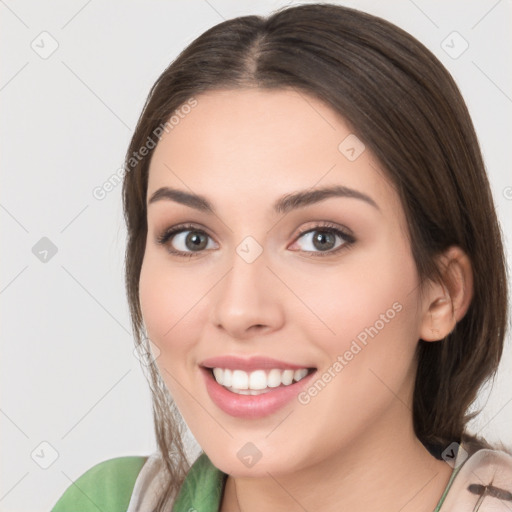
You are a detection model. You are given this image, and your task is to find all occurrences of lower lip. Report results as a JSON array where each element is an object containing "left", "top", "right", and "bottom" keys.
[{"left": 201, "top": 367, "right": 316, "bottom": 419}]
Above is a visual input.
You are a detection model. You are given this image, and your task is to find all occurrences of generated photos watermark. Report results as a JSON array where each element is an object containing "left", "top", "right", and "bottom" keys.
[
  {"left": 298, "top": 301, "right": 403, "bottom": 405},
  {"left": 92, "top": 96, "right": 198, "bottom": 201}
]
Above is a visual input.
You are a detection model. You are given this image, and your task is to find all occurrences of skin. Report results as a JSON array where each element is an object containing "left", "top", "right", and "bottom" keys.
[{"left": 139, "top": 88, "right": 473, "bottom": 512}]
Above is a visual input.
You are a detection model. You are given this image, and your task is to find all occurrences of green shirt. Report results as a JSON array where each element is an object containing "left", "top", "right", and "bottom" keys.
[
  {"left": 51, "top": 448, "right": 511, "bottom": 511},
  {"left": 51, "top": 456, "right": 148, "bottom": 512}
]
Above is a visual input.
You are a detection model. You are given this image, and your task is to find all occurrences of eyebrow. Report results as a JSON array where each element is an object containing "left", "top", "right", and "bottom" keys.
[{"left": 147, "top": 185, "right": 379, "bottom": 214}]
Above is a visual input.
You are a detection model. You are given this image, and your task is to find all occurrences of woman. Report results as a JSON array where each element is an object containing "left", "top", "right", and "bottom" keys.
[{"left": 51, "top": 3, "right": 511, "bottom": 511}]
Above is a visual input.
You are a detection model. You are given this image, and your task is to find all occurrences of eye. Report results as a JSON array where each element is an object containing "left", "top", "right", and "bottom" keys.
[
  {"left": 156, "top": 224, "right": 217, "bottom": 257},
  {"left": 289, "top": 223, "right": 355, "bottom": 256},
  {"left": 156, "top": 222, "right": 354, "bottom": 258}
]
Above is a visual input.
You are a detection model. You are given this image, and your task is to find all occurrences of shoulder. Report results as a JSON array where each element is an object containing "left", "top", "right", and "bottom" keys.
[
  {"left": 51, "top": 455, "right": 148, "bottom": 512},
  {"left": 126, "top": 451, "right": 226, "bottom": 512},
  {"left": 439, "top": 447, "right": 512, "bottom": 511}
]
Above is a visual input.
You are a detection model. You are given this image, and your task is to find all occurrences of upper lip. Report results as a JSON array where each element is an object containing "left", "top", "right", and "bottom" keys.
[{"left": 200, "top": 355, "right": 314, "bottom": 372}]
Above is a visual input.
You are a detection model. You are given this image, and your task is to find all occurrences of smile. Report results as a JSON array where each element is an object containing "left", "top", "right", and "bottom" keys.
[
  {"left": 211, "top": 368, "right": 310, "bottom": 395},
  {"left": 200, "top": 355, "right": 317, "bottom": 418}
]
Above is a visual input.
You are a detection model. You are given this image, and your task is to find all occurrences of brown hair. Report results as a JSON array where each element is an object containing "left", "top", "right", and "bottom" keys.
[{"left": 122, "top": 3, "right": 508, "bottom": 508}]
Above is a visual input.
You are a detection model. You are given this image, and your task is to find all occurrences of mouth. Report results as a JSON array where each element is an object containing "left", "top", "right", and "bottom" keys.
[
  {"left": 199, "top": 356, "right": 317, "bottom": 418},
  {"left": 206, "top": 367, "right": 315, "bottom": 395}
]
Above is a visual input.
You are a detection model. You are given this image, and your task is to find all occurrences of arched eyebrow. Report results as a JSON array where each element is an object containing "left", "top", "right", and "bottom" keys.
[{"left": 147, "top": 185, "right": 379, "bottom": 213}]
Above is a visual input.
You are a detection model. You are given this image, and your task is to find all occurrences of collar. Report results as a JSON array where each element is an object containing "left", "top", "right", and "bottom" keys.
[
  {"left": 173, "top": 452, "right": 227, "bottom": 511},
  {"left": 128, "top": 446, "right": 512, "bottom": 512}
]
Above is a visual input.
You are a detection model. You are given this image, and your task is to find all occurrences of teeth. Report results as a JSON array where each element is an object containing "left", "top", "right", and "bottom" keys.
[
  {"left": 213, "top": 367, "right": 223, "bottom": 383},
  {"left": 267, "top": 369, "right": 282, "bottom": 388},
  {"left": 211, "top": 367, "right": 310, "bottom": 393},
  {"left": 249, "top": 370, "right": 267, "bottom": 390},
  {"left": 294, "top": 368, "right": 308, "bottom": 382},
  {"left": 281, "top": 369, "right": 294, "bottom": 385},
  {"left": 232, "top": 369, "right": 249, "bottom": 389}
]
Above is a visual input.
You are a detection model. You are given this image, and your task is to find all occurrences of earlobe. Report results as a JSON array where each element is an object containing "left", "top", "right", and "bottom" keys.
[{"left": 419, "top": 246, "right": 473, "bottom": 342}]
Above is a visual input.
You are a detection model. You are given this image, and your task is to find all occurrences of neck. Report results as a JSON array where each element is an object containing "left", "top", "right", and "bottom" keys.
[{"left": 221, "top": 406, "right": 453, "bottom": 512}]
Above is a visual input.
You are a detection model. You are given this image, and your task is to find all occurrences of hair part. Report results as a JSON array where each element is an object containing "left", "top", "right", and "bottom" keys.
[{"left": 122, "top": 4, "right": 508, "bottom": 508}]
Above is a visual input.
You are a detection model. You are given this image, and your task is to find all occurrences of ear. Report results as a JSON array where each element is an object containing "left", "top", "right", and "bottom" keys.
[{"left": 419, "top": 246, "right": 473, "bottom": 342}]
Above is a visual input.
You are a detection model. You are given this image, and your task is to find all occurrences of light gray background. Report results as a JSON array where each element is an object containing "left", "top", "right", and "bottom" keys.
[{"left": 1, "top": 1, "right": 511, "bottom": 511}]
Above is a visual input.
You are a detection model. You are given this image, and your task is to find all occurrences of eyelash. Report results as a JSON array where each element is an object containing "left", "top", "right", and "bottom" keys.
[{"left": 156, "top": 222, "right": 355, "bottom": 258}]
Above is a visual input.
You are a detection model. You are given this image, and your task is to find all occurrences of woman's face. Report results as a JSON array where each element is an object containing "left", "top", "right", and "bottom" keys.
[{"left": 139, "top": 88, "right": 428, "bottom": 476}]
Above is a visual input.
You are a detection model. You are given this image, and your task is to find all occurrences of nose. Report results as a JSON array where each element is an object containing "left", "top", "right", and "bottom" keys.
[{"left": 209, "top": 251, "right": 285, "bottom": 340}]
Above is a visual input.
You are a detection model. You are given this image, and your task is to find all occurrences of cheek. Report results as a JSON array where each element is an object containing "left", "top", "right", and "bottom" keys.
[
  {"left": 290, "top": 260, "right": 422, "bottom": 450},
  {"left": 314, "top": 255, "right": 422, "bottom": 415},
  {"left": 139, "top": 257, "right": 211, "bottom": 413},
  {"left": 285, "top": 246, "right": 421, "bottom": 358},
  {"left": 138, "top": 252, "right": 208, "bottom": 360}
]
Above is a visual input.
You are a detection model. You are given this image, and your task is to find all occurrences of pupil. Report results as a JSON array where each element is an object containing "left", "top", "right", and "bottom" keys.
[
  {"left": 186, "top": 231, "right": 207, "bottom": 251},
  {"left": 313, "top": 231, "right": 335, "bottom": 251}
]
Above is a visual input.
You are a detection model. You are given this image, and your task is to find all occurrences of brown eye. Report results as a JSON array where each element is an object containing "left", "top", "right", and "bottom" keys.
[
  {"left": 292, "top": 226, "right": 354, "bottom": 255},
  {"left": 311, "top": 231, "right": 337, "bottom": 251},
  {"left": 182, "top": 231, "right": 209, "bottom": 251},
  {"left": 157, "top": 225, "right": 217, "bottom": 256}
]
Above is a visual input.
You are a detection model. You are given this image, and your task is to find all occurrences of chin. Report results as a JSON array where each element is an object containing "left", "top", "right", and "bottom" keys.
[{"left": 202, "top": 438, "right": 312, "bottom": 478}]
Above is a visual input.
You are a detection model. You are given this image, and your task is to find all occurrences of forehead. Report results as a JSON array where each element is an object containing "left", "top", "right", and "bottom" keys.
[
  {"left": 150, "top": 87, "right": 349, "bottom": 169},
  {"left": 147, "top": 88, "right": 399, "bottom": 214}
]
